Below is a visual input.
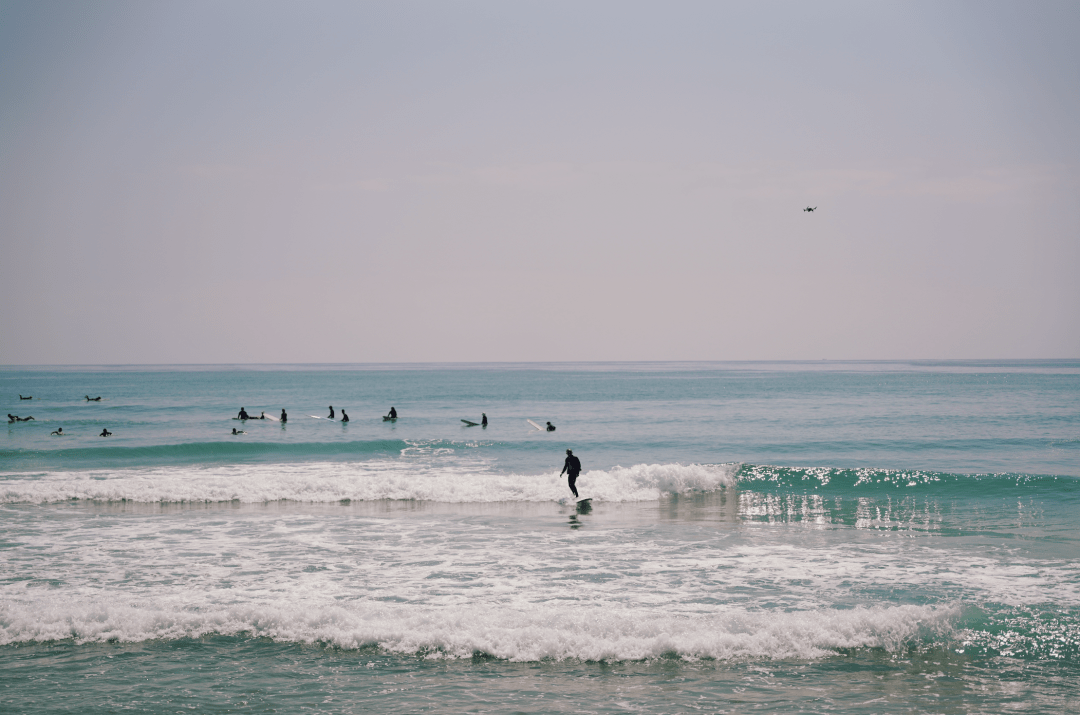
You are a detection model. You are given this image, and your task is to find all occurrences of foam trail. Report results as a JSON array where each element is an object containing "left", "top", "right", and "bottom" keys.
[
  {"left": 1, "top": 462, "right": 738, "bottom": 504},
  {"left": 0, "top": 597, "right": 958, "bottom": 661}
]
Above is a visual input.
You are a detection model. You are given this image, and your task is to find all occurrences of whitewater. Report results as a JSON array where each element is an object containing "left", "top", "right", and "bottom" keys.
[{"left": 2, "top": 361, "right": 1078, "bottom": 713}]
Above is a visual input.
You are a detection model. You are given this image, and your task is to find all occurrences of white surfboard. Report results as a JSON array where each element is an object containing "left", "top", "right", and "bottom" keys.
[
  {"left": 309, "top": 415, "right": 335, "bottom": 421},
  {"left": 527, "top": 419, "right": 544, "bottom": 431},
  {"left": 263, "top": 413, "right": 279, "bottom": 422}
]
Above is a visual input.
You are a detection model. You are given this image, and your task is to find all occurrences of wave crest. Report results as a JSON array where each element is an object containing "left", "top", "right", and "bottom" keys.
[
  {"left": 1, "top": 462, "right": 737, "bottom": 504},
  {"left": 0, "top": 598, "right": 957, "bottom": 661}
]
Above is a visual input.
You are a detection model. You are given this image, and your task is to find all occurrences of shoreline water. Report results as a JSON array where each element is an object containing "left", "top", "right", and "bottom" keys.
[{"left": 2, "top": 361, "right": 1078, "bottom": 712}]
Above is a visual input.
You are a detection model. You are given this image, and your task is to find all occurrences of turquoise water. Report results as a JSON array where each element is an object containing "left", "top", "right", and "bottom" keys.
[{"left": 2, "top": 361, "right": 1078, "bottom": 712}]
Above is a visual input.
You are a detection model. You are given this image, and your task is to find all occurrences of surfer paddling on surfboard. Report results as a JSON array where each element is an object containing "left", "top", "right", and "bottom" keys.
[{"left": 561, "top": 449, "right": 582, "bottom": 498}]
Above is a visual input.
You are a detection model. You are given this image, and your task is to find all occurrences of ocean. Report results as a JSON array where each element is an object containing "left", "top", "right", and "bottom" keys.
[{"left": 2, "top": 361, "right": 1078, "bottom": 713}]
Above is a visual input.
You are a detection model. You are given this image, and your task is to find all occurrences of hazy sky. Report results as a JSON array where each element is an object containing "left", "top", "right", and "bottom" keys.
[{"left": 2, "top": 0, "right": 1077, "bottom": 364}]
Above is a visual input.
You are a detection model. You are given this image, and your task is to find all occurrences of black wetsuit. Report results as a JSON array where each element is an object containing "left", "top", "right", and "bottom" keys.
[
  {"left": 238, "top": 409, "right": 249, "bottom": 420},
  {"left": 341, "top": 411, "right": 349, "bottom": 422},
  {"left": 388, "top": 407, "right": 397, "bottom": 419},
  {"left": 329, "top": 407, "right": 334, "bottom": 419},
  {"left": 562, "top": 454, "right": 582, "bottom": 497},
  {"left": 280, "top": 410, "right": 287, "bottom": 423}
]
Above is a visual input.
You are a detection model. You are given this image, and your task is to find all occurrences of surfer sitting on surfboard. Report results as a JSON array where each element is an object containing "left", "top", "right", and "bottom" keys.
[
  {"left": 387, "top": 406, "right": 397, "bottom": 419},
  {"left": 546, "top": 421, "right": 556, "bottom": 431},
  {"left": 561, "top": 449, "right": 581, "bottom": 498},
  {"left": 100, "top": 428, "right": 112, "bottom": 437},
  {"left": 237, "top": 407, "right": 250, "bottom": 420},
  {"left": 340, "top": 409, "right": 349, "bottom": 422},
  {"left": 482, "top": 413, "right": 488, "bottom": 426}
]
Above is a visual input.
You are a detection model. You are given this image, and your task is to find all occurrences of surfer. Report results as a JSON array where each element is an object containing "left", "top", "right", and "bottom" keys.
[
  {"left": 387, "top": 406, "right": 397, "bottom": 419},
  {"left": 280, "top": 408, "right": 287, "bottom": 423},
  {"left": 340, "top": 409, "right": 349, "bottom": 422},
  {"left": 328, "top": 406, "right": 334, "bottom": 419},
  {"left": 231, "top": 428, "right": 245, "bottom": 435},
  {"left": 51, "top": 427, "right": 64, "bottom": 436},
  {"left": 258, "top": 412, "right": 266, "bottom": 419},
  {"left": 481, "top": 413, "right": 487, "bottom": 426},
  {"left": 85, "top": 395, "right": 102, "bottom": 402},
  {"left": 237, "top": 407, "right": 250, "bottom": 420},
  {"left": 546, "top": 421, "right": 556, "bottom": 432},
  {"left": 803, "top": 206, "right": 817, "bottom": 212},
  {"left": 561, "top": 449, "right": 581, "bottom": 498},
  {"left": 19, "top": 395, "right": 31, "bottom": 400},
  {"left": 9, "top": 414, "right": 35, "bottom": 422},
  {"left": 99, "top": 428, "right": 112, "bottom": 437}
]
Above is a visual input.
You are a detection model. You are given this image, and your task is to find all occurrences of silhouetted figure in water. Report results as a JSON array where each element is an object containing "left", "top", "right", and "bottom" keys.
[
  {"left": 100, "top": 428, "right": 112, "bottom": 437},
  {"left": 340, "top": 409, "right": 349, "bottom": 422},
  {"left": 19, "top": 395, "right": 31, "bottom": 400},
  {"left": 237, "top": 407, "right": 250, "bottom": 420},
  {"left": 280, "top": 409, "right": 287, "bottom": 423},
  {"left": 85, "top": 395, "right": 102, "bottom": 402},
  {"left": 9, "top": 414, "right": 35, "bottom": 422},
  {"left": 481, "top": 413, "right": 488, "bottom": 427},
  {"left": 51, "top": 427, "right": 64, "bottom": 436},
  {"left": 561, "top": 449, "right": 582, "bottom": 498},
  {"left": 328, "top": 406, "right": 334, "bottom": 419},
  {"left": 387, "top": 406, "right": 397, "bottom": 419},
  {"left": 803, "top": 206, "right": 817, "bottom": 212},
  {"left": 546, "top": 421, "right": 556, "bottom": 432},
  {"left": 232, "top": 428, "right": 245, "bottom": 435}
]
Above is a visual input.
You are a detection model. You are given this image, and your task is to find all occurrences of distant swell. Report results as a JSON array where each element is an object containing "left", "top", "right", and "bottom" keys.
[{"left": 0, "top": 439, "right": 409, "bottom": 465}]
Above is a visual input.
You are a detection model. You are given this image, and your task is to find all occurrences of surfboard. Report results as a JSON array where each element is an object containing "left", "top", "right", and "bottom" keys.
[
  {"left": 309, "top": 415, "right": 335, "bottom": 421},
  {"left": 383, "top": 416, "right": 397, "bottom": 422},
  {"left": 461, "top": 419, "right": 479, "bottom": 426},
  {"left": 527, "top": 419, "right": 543, "bottom": 431},
  {"left": 263, "top": 413, "right": 279, "bottom": 422}
]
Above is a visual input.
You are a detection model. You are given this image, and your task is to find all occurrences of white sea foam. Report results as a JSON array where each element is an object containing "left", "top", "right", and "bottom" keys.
[
  {"left": 0, "top": 462, "right": 737, "bottom": 504},
  {"left": 0, "top": 596, "right": 957, "bottom": 661}
]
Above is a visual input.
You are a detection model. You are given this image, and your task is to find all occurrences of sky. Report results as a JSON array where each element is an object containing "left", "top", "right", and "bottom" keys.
[{"left": 1, "top": 0, "right": 1077, "bottom": 364}]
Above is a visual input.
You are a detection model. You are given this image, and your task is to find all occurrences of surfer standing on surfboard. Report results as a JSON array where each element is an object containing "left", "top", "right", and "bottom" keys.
[{"left": 561, "top": 449, "right": 581, "bottom": 498}]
